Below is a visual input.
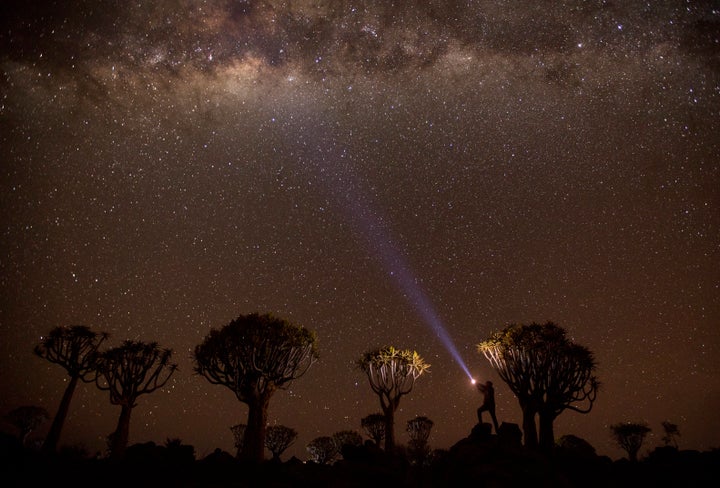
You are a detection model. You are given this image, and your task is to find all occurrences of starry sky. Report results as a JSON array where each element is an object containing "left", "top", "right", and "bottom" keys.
[{"left": 1, "top": 1, "right": 718, "bottom": 460}]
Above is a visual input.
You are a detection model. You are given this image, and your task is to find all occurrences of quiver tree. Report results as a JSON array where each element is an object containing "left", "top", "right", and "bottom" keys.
[
  {"left": 307, "top": 436, "right": 338, "bottom": 464},
  {"left": 661, "top": 421, "right": 680, "bottom": 448},
  {"left": 478, "top": 322, "right": 599, "bottom": 451},
  {"left": 5, "top": 406, "right": 49, "bottom": 447},
  {"left": 358, "top": 346, "right": 429, "bottom": 452},
  {"left": 406, "top": 416, "right": 434, "bottom": 465},
  {"left": 265, "top": 425, "right": 297, "bottom": 461},
  {"left": 95, "top": 341, "right": 177, "bottom": 459},
  {"left": 361, "top": 413, "right": 386, "bottom": 446},
  {"left": 194, "top": 313, "right": 318, "bottom": 462},
  {"left": 407, "top": 416, "right": 433, "bottom": 446},
  {"left": 34, "top": 325, "right": 108, "bottom": 453},
  {"left": 610, "top": 422, "right": 651, "bottom": 462},
  {"left": 230, "top": 424, "right": 246, "bottom": 458},
  {"left": 332, "top": 430, "right": 363, "bottom": 459}
]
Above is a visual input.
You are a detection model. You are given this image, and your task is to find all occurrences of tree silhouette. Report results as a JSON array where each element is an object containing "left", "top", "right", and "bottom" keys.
[
  {"left": 478, "top": 322, "right": 599, "bottom": 450},
  {"left": 5, "top": 405, "right": 49, "bottom": 447},
  {"left": 332, "top": 430, "right": 363, "bottom": 459},
  {"left": 164, "top": 437, "right": 196, "bottom": 464},
  {"left": 265, "top": 425, "right": 298, "bottom": 461},
  {"left": 358, "top": 346, "right": 430, "bottom": 452},
  {"left": 406, "top": 416, "right": 433, "bottom": 445},
  {"left": 361, "top": 413, "right": 386, "bottom": 446},
  {"left": 406, "top": 416, "right": 433, "bottom": 465},
  {"left": 194, "top": 313, "right": 318, "bottom": 462},
  {"left": 610, "top": 422, "right": 651, "bottom": 462},
  {"left": 307, "top": 436, "right": 338, "bottom": 464},
  {"left": 34, "top": 325, "right": 108, "bottom": 453},
  {"left": 230, "top": 424, "right": 246, "bottom": 458},
  {"left": 661, "top": 420, "right": 680, "bottom": 448},
  {"left": 95, "top": 340, "right": 177, "bottom": 459}
]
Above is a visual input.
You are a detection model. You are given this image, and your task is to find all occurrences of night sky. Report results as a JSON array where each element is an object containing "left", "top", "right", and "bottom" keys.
[{"left": 1, "top": 1, "right": 718, "bottom": 461}]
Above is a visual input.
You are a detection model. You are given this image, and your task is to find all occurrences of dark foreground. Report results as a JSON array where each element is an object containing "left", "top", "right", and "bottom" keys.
[{"left": 2, "top": 430, "right": 718, "bottom": 488}]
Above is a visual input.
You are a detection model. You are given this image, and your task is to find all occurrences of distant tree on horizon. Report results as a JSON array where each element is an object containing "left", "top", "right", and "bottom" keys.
[
  {"left": 164, "top": 437, "right": 196, "bottom": 463},
  {"left": 194, "top": 313, "right": 318, "bottom": 462},
  {"left": 610, "top": 422, "right": 652, "bottom": 462},
  {"left": 307, "top": 436, "right": 338, "bottom": 464},
  {"left": 360, "top": 413, "right": 386, "bottom": 446},
  {"left": 95, "top": 340, "right": 177, "bottom": 459},
  {"left": 661, "top": 420, "right": 680, "bottom": 448},
  {"left": 556, "top": 434, "right": 597, "bottom": 457},
  {"left": 358, "top": 346, "right": 429, "bottom": 452},
  {"left": 265, "top": 425, "right": 298, "bottom": 461},
  {"left": 332, "top": 430, "right": 363, "bottom": 459},
  {"left": 34, "top": 325, "right": 108, "bottom": 453},
  {"left": 5, "top": 405, "right": 49, "bottom": 447},
  {"left": 478, "top": 322, "right": 599, "bottom": 451},
  {"left": 407, "top": 416, "right": 433, "bottom": 445},
  {"left": 407, "top": 415, "right": 434, "bottom": 465}
]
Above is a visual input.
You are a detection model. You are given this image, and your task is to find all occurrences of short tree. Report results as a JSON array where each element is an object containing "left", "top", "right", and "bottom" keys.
[
  {"left": 95, "top": 341, "right": 177, "bottom": 459},
  {"left": 307, "top": 436, "right": 338, "bottom": 464},
  {"left": 164, "top": 438, "right": 196, "bottom": 464},
  {"left": 406, "top": 416, "right": 434, "bottom": 465},
  {"left": 332, "top": 430, "right": 363, "bottom": 459},
  {"left": 358, "top": 346, "right": 429, "bottom": 452},
  {"left": 34, "top": 325, "right": 108, "bottom": 453},
  {"left": 478, "top": 322, "right": 599, "bottom": 450},
  {"left": 5, "top": 406, "right": 49, "bottom": 447},
  {"left": 194, "top": 313, "right": 318, "bottom": 462},
  {"left": 556, "top": 434, "right": 596, "bottom": 457},
  {"left": 407, "top": 416, "right": 433, "bottom": 445},
  {"left": 230, "top": 424, "right": 246, "bottom": 458},
  {"left": 610, "top": 422, "right": 651, "bottom": 462},
  {"left": 265, "top": 425, "right": 298, "bottom": 461},
  {"left": 361, "top": 413, "right": 386, "bottom": 446},
  {"left": 661, "top": 421, "right": 680, "bottom": 448}
]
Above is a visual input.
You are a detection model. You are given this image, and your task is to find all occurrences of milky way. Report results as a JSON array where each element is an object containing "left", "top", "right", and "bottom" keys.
[{"left": 1, "top": 1, "right": 718, "bottom": 459}]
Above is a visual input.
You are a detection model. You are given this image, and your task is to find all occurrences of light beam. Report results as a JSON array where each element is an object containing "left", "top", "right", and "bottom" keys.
[{"left": 314, "top": 150, "right": 474, "bottom": 380}]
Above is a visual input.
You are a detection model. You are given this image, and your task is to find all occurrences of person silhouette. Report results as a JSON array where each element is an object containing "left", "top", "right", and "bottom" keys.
[{"left": 477, "top": 380, "right": 499, "bottom": 433}]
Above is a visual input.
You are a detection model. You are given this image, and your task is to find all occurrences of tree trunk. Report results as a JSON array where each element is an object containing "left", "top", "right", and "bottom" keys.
[
  {"left": 383, "top": 405, "right": 395, "bottom": 452},
  {"left": 42, "top": 375, "right": 79, "bottom": 454},
  {"left": 538, "top": 410, "right": 556, "bottom": 452},
  {"left": 243, "top": 394, "right": 270, "bottom": 462},
  {"left": 629, "top": 447, "right": 639, "bottom": 462},
  {"left": 110, "top": 404, "right": 133, "bottom": 460},
  {"left": 521, "top": 406, "right": 538, "bottom": 449}
]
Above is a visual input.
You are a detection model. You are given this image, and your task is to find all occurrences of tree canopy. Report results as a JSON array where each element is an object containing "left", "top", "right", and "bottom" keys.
[
  {"left": 34, "top": 325, "right": 108, "bottom": 379},
  {"left": 194, "top": 313, "right": 318, "bottom": 402},
  {"left": 358, "top": 346, "right": 429, "bottom": 408}
]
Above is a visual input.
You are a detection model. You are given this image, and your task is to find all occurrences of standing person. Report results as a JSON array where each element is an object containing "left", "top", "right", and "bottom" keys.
[{"left": 477, "top": 380, "right": 500, "bottom": 433}]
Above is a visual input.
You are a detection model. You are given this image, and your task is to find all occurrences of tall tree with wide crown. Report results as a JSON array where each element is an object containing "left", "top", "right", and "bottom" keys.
[
  {"left": 194, "top": 313, "right": 318, "bottom": 462},
  {"left": 34, "top": 325, "right": 108, "bottom": 453},
  {"left": 358, "top": 346, "right": 429, "bottom": 452},
  {"left": 95, "top": 340, "right": 177, "bottom": 459}
]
